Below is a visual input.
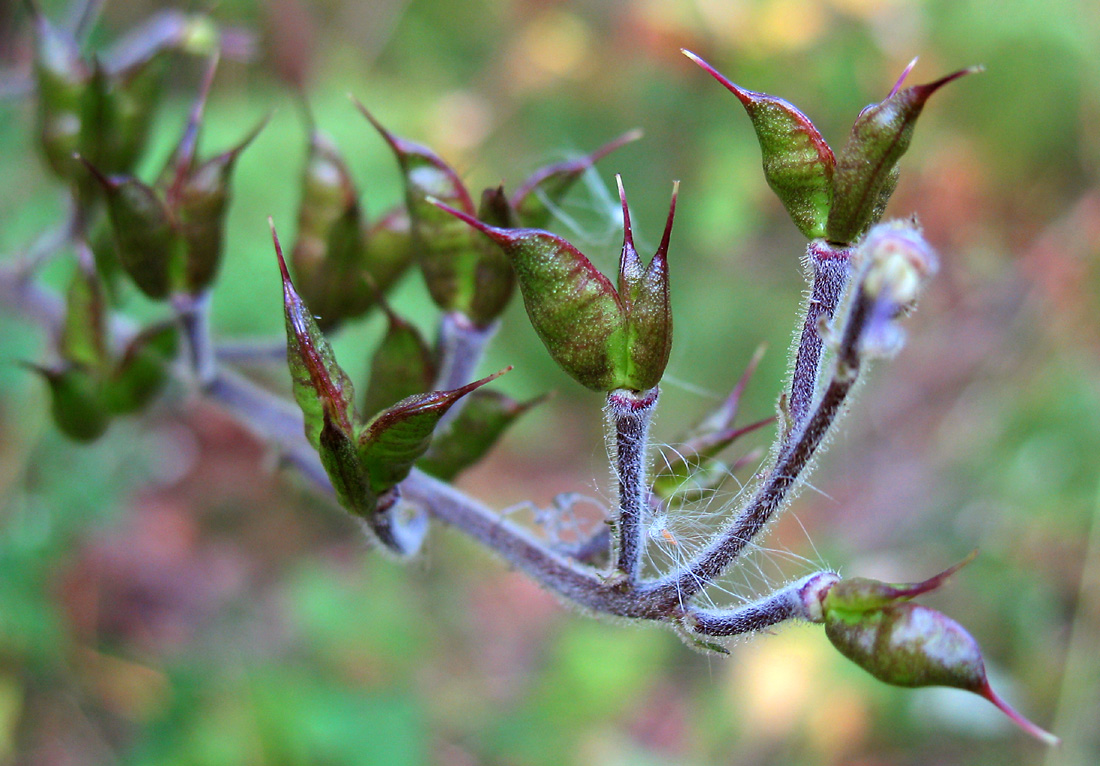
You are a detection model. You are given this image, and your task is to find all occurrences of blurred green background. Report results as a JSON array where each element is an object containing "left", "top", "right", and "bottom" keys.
[{"left": 2, "top": 0, "right": 1100, "bottom": 764}]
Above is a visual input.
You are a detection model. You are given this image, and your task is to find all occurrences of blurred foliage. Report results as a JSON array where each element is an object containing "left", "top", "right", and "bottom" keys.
[{"left": 2, "top": 0, "right": 1100, "bottom": 764}]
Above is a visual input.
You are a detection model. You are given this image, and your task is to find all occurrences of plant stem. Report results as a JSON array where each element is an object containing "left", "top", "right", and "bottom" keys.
[
  {"left": 650, "top": 287, "right": 871, "bottom": 604},
  {"left": 787, "top": 241, "right": 852, "bottom": 431},
  {"left": 174, "top": 290, "right": 216, "bottom": 386},
  {"left": 214, "top": 338, "right": 288, "bottom": 365},
  {"left": 433, "top": 310, "right": 498, "bottom": 426},
  {"left": 607, "top": 386, "right": 658, "bottom": 584},
  {"left": 686, "top": 571, "right": 837, "bottom": 637}
]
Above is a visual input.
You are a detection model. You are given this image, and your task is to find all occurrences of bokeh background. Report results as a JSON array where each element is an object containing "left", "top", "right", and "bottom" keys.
[{"left": 2, "top": 0, "right": 1099, "bottom": 764}]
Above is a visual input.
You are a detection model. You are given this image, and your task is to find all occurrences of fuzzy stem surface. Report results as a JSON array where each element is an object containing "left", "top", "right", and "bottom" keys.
[
  {"left": 607, "top": 386, "right": 658, "bottom": 584},
  {"left": 787, "top": 241, "right": 852, "bottom": 430}
]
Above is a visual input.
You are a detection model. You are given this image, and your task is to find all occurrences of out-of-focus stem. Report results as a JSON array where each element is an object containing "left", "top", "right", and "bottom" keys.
[
  {"left": 433, "top": 310, "right": 498, "bottom": 426},
  {"left": 174, "top": 290, "right": 217, "bottom": 387}
]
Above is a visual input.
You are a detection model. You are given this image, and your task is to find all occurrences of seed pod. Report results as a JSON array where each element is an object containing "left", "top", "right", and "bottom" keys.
[
  {"left": 105, "top": 57, "right": 166, "bottom": 174},
  {"left": 29, "top": 2, "right": 89, "bottom": 182},
  {"left": 818, "top": 558, "right": 1059, "bottom": 745},
  {"left": 615, "top": 177, "right": 675, "bottom": 392},
  {"left": 175, "top": 118, "right": 265, "bottom": 292},
  {"left": 27, "top": 364, "right": 110, "bottom": 443},
  {"left": 319, "top": 406, "right": 377, "bottom": 517},
  {"left": 290, "top": 129, "right": 369, "bottom": 328},
  {"left": 274, "top": 220, "right": 358, "bottom": 451},
  {"left": 511, "top": 129, "right": 642, "bottom": 229},
  {"left": 417, "top": 389, "right": 547, "bottom": 481},
  {"left": 357, "top": 103, "right": 515, "bottom": 326},
  {"left": 826, "top": 64, "right": 979, "bottom": 244},
  {"left": 361, "top": 207, "right": 416, "bottom": 298},
  {"left": 684, "top": 51, "right": 834, "bottom": 240},
  {"left": 357, "top": 369, "right": 507, "bottom": 494},
  {"left": 60, "top": 246, "right": 110, "bottom": 374},
  {"left": 103, "top": 322, "right": 178, "bottom": 414},
  {"left": 436, "top": 178, "right": 677, "bottom": 392},
  {"left": 361, "top": 303, "right": 436, "bottom": 418},
  {"left": 275, "top": 220, "right": 505, "bottom": 519},
  {"left": 82, "top": 161, "right": 179, "bottom": 300}
]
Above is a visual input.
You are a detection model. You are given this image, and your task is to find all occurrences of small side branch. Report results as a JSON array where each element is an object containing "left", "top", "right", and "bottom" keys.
[{"left": 685, "top": 571, "right": 838, "bottom": 637}]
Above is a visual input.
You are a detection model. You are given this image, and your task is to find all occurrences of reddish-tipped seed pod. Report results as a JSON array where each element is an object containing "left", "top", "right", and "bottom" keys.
[
  {"left": 435, "top": 176, "right": 677, "bottom": 394},
  {"left": 815, "top": 558, "right": 1059, "bottom": 745}
]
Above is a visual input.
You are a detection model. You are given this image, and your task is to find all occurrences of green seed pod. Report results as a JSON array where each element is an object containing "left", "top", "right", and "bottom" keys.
[
  {"left": 319, "top": 405, "right": 377, "bottom": 517},
  {"left": 356, "top": 369, "right": 507, "bottom": 495},
  {"left": 361, "top": 208, "right": 416, "bottom": 298},
  {"left": 478, "top": 185, "right": 517, "bottom": 229},
  {"left": 615, "top": 177, "right": 675, "bottom": 393},
  {"left": 357, "top": 103, "right": 515, "bottom": 326},
  {"left": 175, "top": 118, "right": 265, "bottom": 293},
  {"left": 436, "top": 177, "right": 677, "bottom": 393},
  {"left": 684, "top": 51, "right": 835, "bottom": 240},
  {"left": 82, "top": 161, "right": 180, "bottom": 300},
  {"left": 29, "top": 364, "right": 110, "bottom": 443},
  {"left": 274, "top": 220, "right": 359, "bottom": 452},
  {"left": 361, "top": 302, "right": 436, "bottom": 418},
  {"left": 108, "top": 57, "right": 166, "bottom": 174},
  {"left": 60, "top": 246, "right": 109, "bottom": 374},
  {"left": 818, "top": 558, "right": 1059, "bottom": 745},
  {"left": 290, "top": 130, "right": 369, "bottom": 328},
  {"left": 103, "top": 322, "right": 178, "bottom": 414},
  {"left": 276, "top": 220, "right": 505, "bottom": 517},
  {"left": 29, "top": 2, "right": 89, "bottom": 182},
  {"left": 511, "top": 129, "right": 642, "bottom": 229},
  {"left": 418, "top": 389, "right": 547, "bottom": 481},
  {"left": 826, "top": 64, "right": 979, "bottom": 244}
]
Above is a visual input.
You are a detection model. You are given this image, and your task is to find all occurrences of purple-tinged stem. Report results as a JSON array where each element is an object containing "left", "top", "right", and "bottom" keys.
[
  {"left": 607, "top": 386, "right": 659, "bottom": 584},
  {"left": 787, "top": 241, "right": 852, "bottom": 431}
]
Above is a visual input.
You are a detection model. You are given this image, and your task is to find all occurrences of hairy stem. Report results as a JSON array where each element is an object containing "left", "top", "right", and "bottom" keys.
[
  {"left": 607, "top": 386, "right": 658, "bottom": 584},
  {"left": 649, "top": 286, "right": 872, "bottom": 604},
  {"left": 787, "top": 241, "right": 852, "bottom": 430},
  {"left": 686, "top": 571, "right": 837, "bottom": 637}
]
